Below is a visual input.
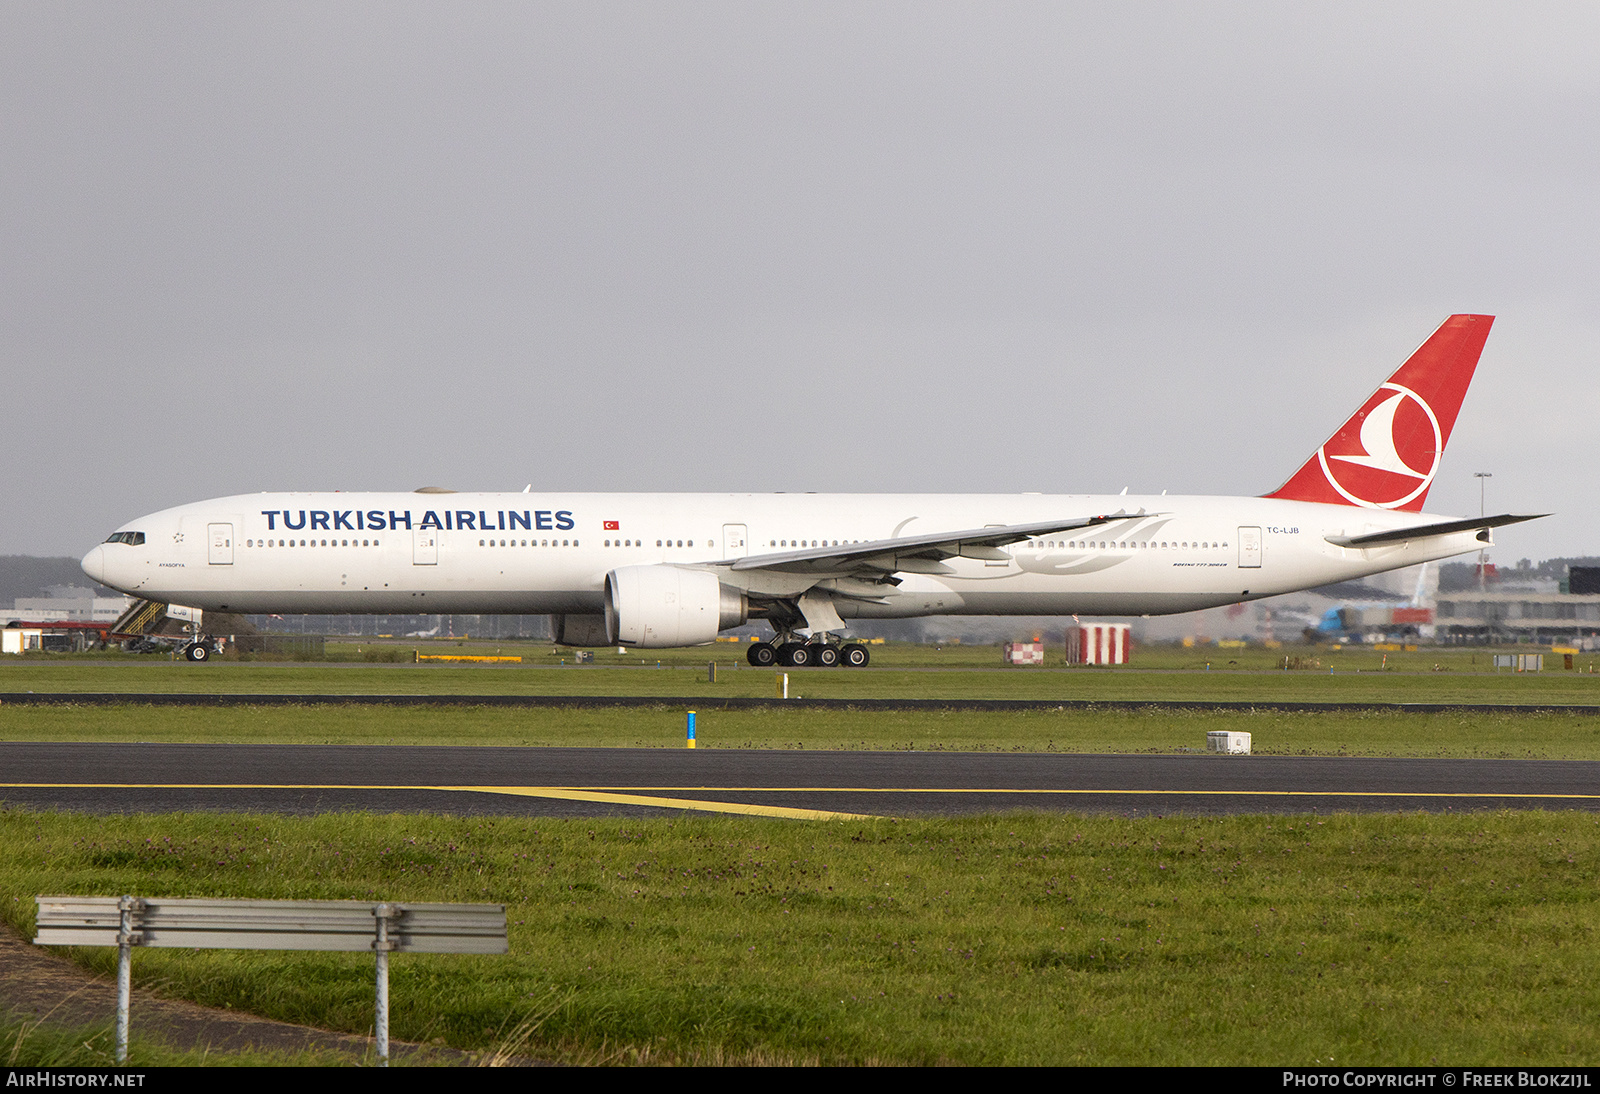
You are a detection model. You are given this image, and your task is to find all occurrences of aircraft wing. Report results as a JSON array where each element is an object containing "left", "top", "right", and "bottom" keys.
[
  {"left": 725, "top": 512, "right": 1150, "bottom": 575},
  {"left": 1324, "top": 512, "right": 1546, "bottom": 548}
]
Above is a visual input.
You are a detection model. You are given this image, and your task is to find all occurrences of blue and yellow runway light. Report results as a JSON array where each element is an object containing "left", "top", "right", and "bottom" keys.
[{"left": 686, "top": 709, "right": 696, "bottom": 749}]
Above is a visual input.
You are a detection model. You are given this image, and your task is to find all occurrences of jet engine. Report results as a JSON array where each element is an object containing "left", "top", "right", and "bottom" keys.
[{"left": 604, "top": 565, "right": 747, "bottom": 648}]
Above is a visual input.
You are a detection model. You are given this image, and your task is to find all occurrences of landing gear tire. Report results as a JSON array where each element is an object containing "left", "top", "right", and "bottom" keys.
[
  {"left": 842, "top": 643, "right": 869, "bottom": 668},
  {"left": 184, "top": 642, "right": 210, "bottom": 663},
  {"left": 778, "top": 642, "right": 810, "bottom": 667},
  {"left": 813, "top": 643, "right": 841, "bottom": 668},
  {"left": 747, "top": 641, "right": 777, "bottom": 668}
]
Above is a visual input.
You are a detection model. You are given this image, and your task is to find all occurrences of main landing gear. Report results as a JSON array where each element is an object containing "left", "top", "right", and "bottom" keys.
[{"left": 746, "top": 639, "right": 870, "bottom": 668}]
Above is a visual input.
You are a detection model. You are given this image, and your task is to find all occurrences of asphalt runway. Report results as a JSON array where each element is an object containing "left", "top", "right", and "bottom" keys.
[{"left": 1, "top": 743, "right": 1596, "bottom": 818}]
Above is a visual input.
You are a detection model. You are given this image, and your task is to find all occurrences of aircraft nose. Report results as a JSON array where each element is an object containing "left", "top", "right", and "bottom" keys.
[{"left": 81, "top": 545, "right": 107, "bottom": 585}]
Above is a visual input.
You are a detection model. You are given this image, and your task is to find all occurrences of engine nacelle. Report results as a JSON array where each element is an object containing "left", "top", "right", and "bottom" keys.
[{"left": 604, "top": 565, "right": 747, "bottom": 648}]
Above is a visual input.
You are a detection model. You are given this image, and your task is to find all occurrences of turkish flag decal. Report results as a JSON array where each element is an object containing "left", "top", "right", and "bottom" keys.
[{"left": 603, "top": 520, "right": 620, "bottom": 531}]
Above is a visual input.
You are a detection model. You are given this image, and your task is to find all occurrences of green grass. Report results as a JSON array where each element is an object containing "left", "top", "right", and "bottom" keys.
[
  {"left": 5, "top": 702, "right": 1600, "bottom": 758},
  {"left": 6, "top": 642, "right": 1600, "bottom": 704},
  {"left": 0, "top": 1013, "right": 372, "bottom": 1067},
  {"left": 35, "top": 638, "right": 1588, "bottom": 670},
  {"left": 2, "top": 809, "right": 1596, "bottom": 1065},
  {"left": 4, "top": 647, "right": 1592, "bottom": 1065}
]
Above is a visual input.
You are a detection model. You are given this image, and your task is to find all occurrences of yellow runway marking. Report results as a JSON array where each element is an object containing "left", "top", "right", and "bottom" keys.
[
  {"left": 564, "top": 786, "right": 1600, "bottom": 801},
  {"left": 0, "top": 783, "right": 877, "bottom": 821},
  {"left": 3, "top": 785, "right": 1597, "bottom": 819},
  {"left": 451, "top": 786, "right": 877, "bottom": 821}
]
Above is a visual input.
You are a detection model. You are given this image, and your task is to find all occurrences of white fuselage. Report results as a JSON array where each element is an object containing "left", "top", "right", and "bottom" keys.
[{"left": 82, "top": 491, "right": 1490, "bottom": 621}]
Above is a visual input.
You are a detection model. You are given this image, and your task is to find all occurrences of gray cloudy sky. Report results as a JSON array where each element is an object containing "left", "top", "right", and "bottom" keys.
[{"left": 4, "top": 2, "right": 1596, "bottom": 562}]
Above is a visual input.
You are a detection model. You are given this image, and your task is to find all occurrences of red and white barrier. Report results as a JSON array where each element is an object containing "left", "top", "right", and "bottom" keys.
[
  {"left": 1004, "top": 641, "right": 1045, "bottom": 665},
  {"left": 1067, "top": 623, "right": 1131, "bottom": 664}
]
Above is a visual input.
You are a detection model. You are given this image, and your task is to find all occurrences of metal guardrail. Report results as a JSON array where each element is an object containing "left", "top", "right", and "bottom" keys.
[{"left": 36, "top": 895, "right": 507, "bottom": 1065}]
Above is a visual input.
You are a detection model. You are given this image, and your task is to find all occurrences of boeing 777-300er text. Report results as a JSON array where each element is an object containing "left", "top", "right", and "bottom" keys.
[{"left": 82, "top": 314, "right": 1540, "bottom": 664}]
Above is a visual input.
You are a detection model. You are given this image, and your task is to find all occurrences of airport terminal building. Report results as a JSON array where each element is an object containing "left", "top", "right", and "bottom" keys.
[{"left": 1434, "top": 592, "right": 1600, "bottom": 648}]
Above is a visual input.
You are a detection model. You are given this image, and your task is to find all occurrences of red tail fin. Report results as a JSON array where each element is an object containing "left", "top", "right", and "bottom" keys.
[{"left": 1264, "top": 314, "right": 1494, "bottom": 512}]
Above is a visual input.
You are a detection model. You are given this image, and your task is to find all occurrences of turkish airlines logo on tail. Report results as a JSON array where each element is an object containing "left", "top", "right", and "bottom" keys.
[{"left": 1316, "top": 382, "right": 1442, "bottom": 509}]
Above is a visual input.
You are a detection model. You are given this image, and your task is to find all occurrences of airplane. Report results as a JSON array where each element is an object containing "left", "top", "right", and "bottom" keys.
[
  {"left": 1309, "top": 562, "right": 1437, "bottom": 642},
  {"left": 81, "top": 314, "right": 1541, "bottom": 665}
]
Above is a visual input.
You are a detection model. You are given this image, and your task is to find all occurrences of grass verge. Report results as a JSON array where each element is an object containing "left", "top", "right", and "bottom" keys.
[
  {"left": 0, "top": 1010, "right": 369, "bottom": 1067},
  {"left": 4, "top": 702, "right": 1600, "bottom": 759},
  {"left": 0, "top": 808, "right": 1595, "bottom": 1065},
  {"left": 5, "top": 644, "right": 1600, "bottom": 705}
]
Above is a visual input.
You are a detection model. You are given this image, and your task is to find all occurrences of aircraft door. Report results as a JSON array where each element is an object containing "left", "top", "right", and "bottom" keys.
[
  {"left": 722, "top": 524, "right": 748, "bottom": 559},
  {"left": 207, "top": 523, "right": 233, "bottom": 565},
  {"left": 1238, "top": 526, "right": 1262, "bottom": 568},
  {"left": 414, "top": 529, "right": 438, "bottom": 565}
]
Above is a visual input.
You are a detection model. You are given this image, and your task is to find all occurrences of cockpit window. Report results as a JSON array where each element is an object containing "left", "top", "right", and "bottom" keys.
[{"left": 104, "top": 532, "right": 145, "bottom": 545}]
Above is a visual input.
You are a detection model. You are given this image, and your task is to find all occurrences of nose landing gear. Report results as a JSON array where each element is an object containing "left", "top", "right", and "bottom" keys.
[{"left": 182, "top": 638, "right": 219, "bottom": 662}]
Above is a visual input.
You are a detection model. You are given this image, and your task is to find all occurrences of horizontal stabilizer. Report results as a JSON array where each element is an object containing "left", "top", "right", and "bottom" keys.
[{"left": 1324, "top": 513, "right": 1546, "bottom": 548}]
